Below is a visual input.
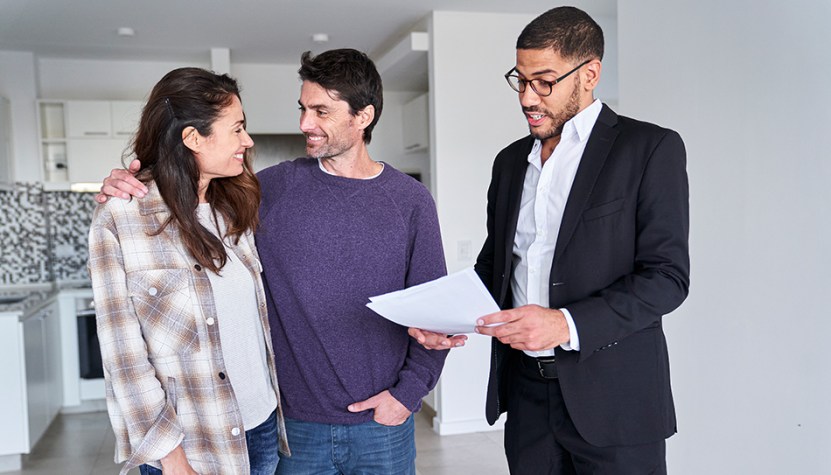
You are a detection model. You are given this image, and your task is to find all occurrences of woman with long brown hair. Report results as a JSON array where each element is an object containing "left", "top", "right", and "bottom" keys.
[{"left": 88, "top": 67, "right": 288, "bottom": 474}]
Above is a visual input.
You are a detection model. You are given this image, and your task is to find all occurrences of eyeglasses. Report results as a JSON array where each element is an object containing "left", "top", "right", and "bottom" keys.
[{"left": 504, "top": 60, "right": 590, "bottom": 97}]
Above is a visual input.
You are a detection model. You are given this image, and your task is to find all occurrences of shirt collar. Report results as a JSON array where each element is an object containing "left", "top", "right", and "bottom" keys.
[
  {"left": 317, "top": 158, "right": 385, "bottom": 179},
  {"left": 527, "top": 99, "right": 603, "bottom": 166},
  {"left": 572, "top": 98, "right": 603, "bottom": 142}
]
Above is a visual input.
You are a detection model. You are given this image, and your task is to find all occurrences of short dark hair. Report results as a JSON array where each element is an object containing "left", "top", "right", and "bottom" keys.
[
  {"left": 298, "top": 48, "right": 383, "bottom": 144},
  {"left": 517, "top": 6, "right": 604, "bottom": 63}
]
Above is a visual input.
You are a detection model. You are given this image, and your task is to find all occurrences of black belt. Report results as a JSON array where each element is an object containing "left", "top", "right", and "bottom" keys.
[{"left": 520, "top": 353, "right": 558, "bottom": 380}]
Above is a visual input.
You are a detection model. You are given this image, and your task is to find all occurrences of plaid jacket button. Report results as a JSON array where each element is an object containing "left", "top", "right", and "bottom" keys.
[
  {"left": 218, "top": 372, "right": 226, "bottom": 380},
  {"left": 194, "top": 264, "right": 202, "bottom": 271},
  {"left": 206, "top": 317, "right": 215, "bottom": 325},
  {"left": 231, "top": 427, "right": 240, "bottom": 436},
  {"left": 148, "top": 287, "right": 158, "bottom": 296}
]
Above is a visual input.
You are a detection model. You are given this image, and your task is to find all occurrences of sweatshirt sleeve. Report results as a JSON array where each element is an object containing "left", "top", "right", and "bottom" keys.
[{"left": 388, "top": 187, "right": 450, "bottom": 411}]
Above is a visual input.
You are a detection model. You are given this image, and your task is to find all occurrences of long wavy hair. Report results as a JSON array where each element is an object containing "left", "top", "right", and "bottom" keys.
[{"left": 131, "top": 67, "right": 261, "bottom": 273}]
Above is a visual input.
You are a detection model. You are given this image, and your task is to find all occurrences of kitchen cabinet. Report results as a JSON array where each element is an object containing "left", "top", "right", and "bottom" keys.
[
  {"left": 66, "top": 101, "right": 111, "bottom": 138},
  {"left": 66, "top": 139, "right": 128, "bottom": 183},
  {"left": 22, "top": 300, "right": 63, "bottom": 450},
  {"left": 111, "top": 101, "right": 143, "bottom": 136},
  {"left": 402, "top": 93, "right": 429, "bottom": 152},
  {"left": 66, "top": 100, "right": 141, "bottom": 138},
  {"left": 0, "top": 297, "right": 62, "bottom": 467},
  {"left": 38, "top": 100, "right": 68, "bottom": 182},
  {"left": 37, "top": 99, "right": 142, "bottom": 187},
  {"left": 0, "top": 311, "right": 28, "bottom": 464}
]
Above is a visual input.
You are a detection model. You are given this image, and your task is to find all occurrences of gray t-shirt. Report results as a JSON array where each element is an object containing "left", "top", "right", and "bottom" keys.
[{"left": 197, "top": 203, "right": 276, "bottom": 430}]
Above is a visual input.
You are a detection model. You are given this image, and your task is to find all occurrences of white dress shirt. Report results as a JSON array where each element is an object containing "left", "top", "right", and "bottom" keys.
[{"left": 511, "top": 99, "right": 602, "bottom": 358}]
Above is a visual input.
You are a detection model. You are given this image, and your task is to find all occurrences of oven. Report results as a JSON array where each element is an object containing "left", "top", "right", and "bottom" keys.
[{"left": 76, "top": 298, "right": 103, "bottom": 379}]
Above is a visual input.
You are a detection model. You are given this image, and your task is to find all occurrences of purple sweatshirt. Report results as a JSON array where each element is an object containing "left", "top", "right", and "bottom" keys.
[{"left": 256, "top": 158, "right": 448, "bottom": 424}]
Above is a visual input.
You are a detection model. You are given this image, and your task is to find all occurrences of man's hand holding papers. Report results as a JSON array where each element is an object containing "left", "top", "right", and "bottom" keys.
[
  {"left": 408, "top": 328, "right": 468, "bottom": 349},
  {"left": 366, "top": 269, "right": 498, "bottom": 350}
]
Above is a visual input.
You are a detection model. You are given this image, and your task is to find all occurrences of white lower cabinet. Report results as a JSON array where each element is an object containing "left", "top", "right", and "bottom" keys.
[
  {"left": 21, "top": 303, "right": 63, "bottom": 449},
  {"left": 22, "top": 312, "right": 48, "bottom": 447},
  {"left": 0, "top": 298, "right": 63, "bottom": 470},
  {"left": 0, "top": 313, "right": 28, "bottom": 466},
  {"left": 22, "top": 301, "right": 63, "bottom": 449}
]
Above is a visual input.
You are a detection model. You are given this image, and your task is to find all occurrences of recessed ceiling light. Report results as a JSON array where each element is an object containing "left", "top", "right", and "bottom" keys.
[
  {"left": 117, "top": 27, "right": 135, "bottom": 37},
  {"left": 311, "top": 33, "right": 329, "bottom": 43}
]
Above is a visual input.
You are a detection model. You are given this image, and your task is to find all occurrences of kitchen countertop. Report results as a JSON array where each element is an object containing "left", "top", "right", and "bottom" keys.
[
  {"left": 0, "top": 282, "right": 91, "bottom": 318},
  {"left": 0, "top": 289, "right": 53, "bottom": 317}
]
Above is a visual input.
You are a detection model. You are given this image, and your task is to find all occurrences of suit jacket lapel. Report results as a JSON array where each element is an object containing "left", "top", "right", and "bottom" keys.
[
  {"left": 501, "top": 137, "right": 534, "bottom": 280},
  {"left": 554, "top": 105, "right": 619, "bottom": 262}
]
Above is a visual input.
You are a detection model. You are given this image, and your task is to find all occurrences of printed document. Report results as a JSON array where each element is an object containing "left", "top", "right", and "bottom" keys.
[{"left": 366, "top": 268, "right": 499, "bottom": 334}]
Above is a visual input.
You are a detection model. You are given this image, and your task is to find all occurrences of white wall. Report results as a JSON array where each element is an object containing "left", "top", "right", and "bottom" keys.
[
  {"left": 0, "top": 51, "right": 41, "bottom": 182},
  {"left": 232, "top": 63, "right": 301, "bottom": 135},
  {"left": 593, "top": 16, "right": 618, "bottom": 108},
  {"left": 38, "top": 57, "right": 207, "bottom": 100},
  {"left": 429, "top": 10, "right": 537, "bottom": 435},
  {"left": 619, "top": 1, "right": 831, "bottom": 473}
]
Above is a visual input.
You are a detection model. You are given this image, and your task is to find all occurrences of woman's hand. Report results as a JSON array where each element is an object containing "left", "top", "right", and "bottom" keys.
[{"left": 159, "top": 444, "right": 200, "bottom": 475}]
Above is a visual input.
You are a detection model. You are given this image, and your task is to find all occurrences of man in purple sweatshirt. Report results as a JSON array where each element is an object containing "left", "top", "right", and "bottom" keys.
[{"left": 98, "top": 49, "right": 448, "bottom": 474}]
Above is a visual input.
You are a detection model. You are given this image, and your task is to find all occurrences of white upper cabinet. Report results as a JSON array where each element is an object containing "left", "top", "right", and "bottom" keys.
[
  {"left": 66, "top": 101, "right": 111, "bottom": 137},
  {"left": 38, "top": 100, "right": 142, "bottom": 187},
  {"left": 66, "top": 100, "right": 142, "bottom": 138},
  {"left": 110, "top": 101, "right": 142, "bottom": 137}
]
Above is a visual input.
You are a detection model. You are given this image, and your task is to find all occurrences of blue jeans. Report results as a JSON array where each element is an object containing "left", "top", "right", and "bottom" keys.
[
  {"left": 275, "top": 415, "right": 415, "bottom": 475},
  {"left": 139, "top": 409, "right": 280, "bottom": 475}
]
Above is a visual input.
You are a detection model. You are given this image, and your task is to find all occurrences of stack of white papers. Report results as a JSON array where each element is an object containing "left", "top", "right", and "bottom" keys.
[{"left": 366, "top": 268, "right": 500, "bottom": 334}]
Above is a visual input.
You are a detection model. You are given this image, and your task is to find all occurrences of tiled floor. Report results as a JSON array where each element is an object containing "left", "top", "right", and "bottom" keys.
[{"left": 9, "top": 410, "right": 509, "bottom": 475}]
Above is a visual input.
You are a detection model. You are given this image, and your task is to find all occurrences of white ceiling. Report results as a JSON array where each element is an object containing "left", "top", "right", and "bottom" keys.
[{"left": 1, "top": 0, "right": 616, "bottom": 65}]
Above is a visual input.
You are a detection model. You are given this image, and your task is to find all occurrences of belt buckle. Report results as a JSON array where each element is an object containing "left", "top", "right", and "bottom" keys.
[{"left": 536, "top": 357, "right": 557, "bottom": 379}]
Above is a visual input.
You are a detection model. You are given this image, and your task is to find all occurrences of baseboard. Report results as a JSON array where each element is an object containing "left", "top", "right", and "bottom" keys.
[{"left": 432, "top": 416, "right": 505, "bottom": 435}]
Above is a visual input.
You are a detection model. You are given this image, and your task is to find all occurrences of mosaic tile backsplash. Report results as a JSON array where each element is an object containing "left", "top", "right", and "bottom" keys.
[{"left": 0, "top": 184, "right": 98, "bottom": 285}]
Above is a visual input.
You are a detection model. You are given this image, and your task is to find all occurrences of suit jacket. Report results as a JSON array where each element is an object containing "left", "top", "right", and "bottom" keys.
[
  {"left": 476, "top": 104, "right": 690, "bottom": 447},
  {"left": 88, "top": 181, "right": 289, "bottom": 474}
]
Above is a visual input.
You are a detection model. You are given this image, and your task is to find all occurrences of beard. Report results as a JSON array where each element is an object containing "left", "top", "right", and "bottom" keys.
[
  {"left": 525, "top": 76, "right": 582, "bottom": 141},
  {"left": 305, "top": 134, "right": 353, "bottom": 160},
  {"left": 304, "top": 117, "right": 359, "bottom": 160}
]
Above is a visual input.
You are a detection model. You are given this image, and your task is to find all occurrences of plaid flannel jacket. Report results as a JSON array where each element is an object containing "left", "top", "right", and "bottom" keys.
[{"left": 88, "top": 182, "right": 289, "bottom": 475}]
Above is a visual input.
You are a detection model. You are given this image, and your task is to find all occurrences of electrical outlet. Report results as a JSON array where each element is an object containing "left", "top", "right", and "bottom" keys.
[{"left": 457, "top": 239, "right": 473, "bottom": 261}]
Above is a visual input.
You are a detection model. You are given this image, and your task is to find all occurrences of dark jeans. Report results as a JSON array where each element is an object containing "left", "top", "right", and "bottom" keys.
[
  {"left": 139, "top": 409, "right": 280, "bottom": 474},
  {"left": 275, "top": 414, "right": 416, "bottom": 475}
]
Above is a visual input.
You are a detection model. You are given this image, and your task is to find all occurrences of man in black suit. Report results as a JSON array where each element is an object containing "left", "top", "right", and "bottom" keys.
[{"left": 411, "top": 6, "right": 689, "bottom": 474}]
